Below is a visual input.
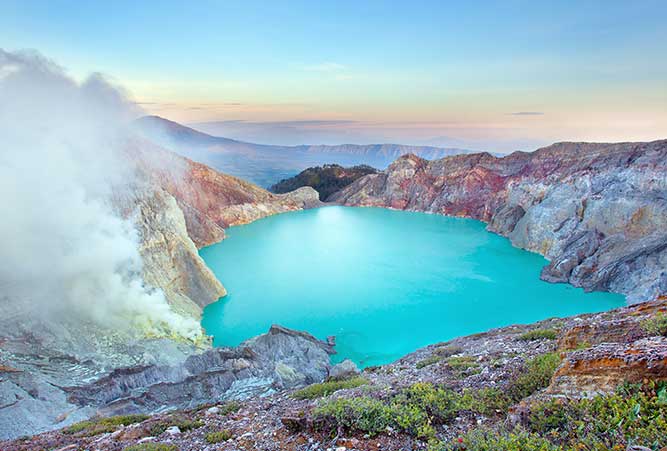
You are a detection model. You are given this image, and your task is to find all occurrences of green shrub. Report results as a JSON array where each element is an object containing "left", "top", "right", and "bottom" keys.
[
  {"left": 205, "top": 429, "right": 233, "bottom": 443},
  {"left": 123, "top": 444, "right": 179, "bottom": 451},
  {"left": 313, "top": 396, "right": 396, "bottom": 436},
  {"left": 518, "top": 328, "right": 558, "bottom": 341},
  {"left": 507, "top": 352, "right": 560, "bottom": 401},
  {"left": 218, "top": 400, "right": 241, "bottom": 415},
  {"left": 641, "top": 312, "right": 667, "bottom": 336},
  {"left": 458, "top": 387, "right": 512, "bottom": 416},
  {"left": 434, "top": 345, "right": 463, "bottom": 358},
  {"left": 291, "top": 376, "right": 367, "bottom": 400},
  {"left": 446, "top": 355, "right": 480, "bottom": 377},
  {"left": 416, "top": 355, "right": 441, "bottom": 369},
  {"left": 312, "top": 382, "right": 460, "bottom": 440},
  {"left": 434, "top": 381, "right": 667, "bottom": 450},
  {"left": 527, "top": 381, "right": 667, "bottom": 449},
  {"left": 148, "top": 415, "right": 204, "bottom": 436},
  {"left": 433, "top": 427, "right": 560, "bottom": 451},
  {"left": 434, "top": 381, "right": 667, "bottom": 451},
  {"left": 64, "top": 414, "right": 149, "bottom": 436}
]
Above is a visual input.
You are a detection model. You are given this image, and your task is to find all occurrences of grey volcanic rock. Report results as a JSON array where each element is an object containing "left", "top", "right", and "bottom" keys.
[
  {"left": 0, "top": 315, "right": 195, "bottom": 439},
  {"left": 0, "top": 325, "right": 333, "bottom": 440},
  {"left": 332, "top": 140, "right": 667, "bottom": 303},
  {"left": 328, "top": 359, "right": 360, "bottom": 380},
  {"left": 136, "top": 188, "right": 226, "bottom": 318},
  {"left": 69, "top": 324, "right": 333, "bottom": 416}
]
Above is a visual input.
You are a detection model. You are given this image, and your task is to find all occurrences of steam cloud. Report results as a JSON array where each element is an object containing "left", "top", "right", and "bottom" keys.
[{"left": 0, "top": 50, "right": 202, "bottom": 341}]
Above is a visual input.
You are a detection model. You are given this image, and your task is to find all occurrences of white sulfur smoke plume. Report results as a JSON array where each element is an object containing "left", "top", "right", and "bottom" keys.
[{"left": 0, "top": 49, "right": 202, "bottom": 341}]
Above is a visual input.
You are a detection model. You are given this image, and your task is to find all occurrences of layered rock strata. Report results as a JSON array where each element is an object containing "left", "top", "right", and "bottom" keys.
[{"left": 0, "top": 325, "right": 333, "bottom": 440}]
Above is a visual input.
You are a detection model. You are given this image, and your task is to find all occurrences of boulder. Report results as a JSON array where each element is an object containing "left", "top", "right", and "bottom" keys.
[{"left": 328, "top": 359, "right": 360, "bottom": 381}]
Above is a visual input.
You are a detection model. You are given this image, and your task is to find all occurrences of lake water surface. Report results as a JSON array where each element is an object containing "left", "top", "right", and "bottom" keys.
[{"left": 200, "top": 207, "right": 624, "bottom": 367}]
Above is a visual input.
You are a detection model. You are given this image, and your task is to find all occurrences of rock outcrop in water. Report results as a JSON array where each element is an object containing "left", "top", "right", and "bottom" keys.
[
  {"left": 270, "top": 164, "right": 378, "bottom": 201},
  {"left": 331, "top": 140, "right": 667, "bottom": 302}
]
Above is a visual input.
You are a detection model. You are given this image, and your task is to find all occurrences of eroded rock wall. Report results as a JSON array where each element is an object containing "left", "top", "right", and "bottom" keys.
[{"left": 130, "top": 141, "right": 321, "bottom": 315}]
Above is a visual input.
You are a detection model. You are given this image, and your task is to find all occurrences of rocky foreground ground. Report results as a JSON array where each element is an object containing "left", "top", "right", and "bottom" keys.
[{"left": 5, "top": 297, "right": 666, "bottom": 451}]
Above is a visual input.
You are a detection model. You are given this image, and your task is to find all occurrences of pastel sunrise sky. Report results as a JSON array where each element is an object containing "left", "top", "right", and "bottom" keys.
[{"left": 3, "top": 0, "right": 666, "bottom": 152}]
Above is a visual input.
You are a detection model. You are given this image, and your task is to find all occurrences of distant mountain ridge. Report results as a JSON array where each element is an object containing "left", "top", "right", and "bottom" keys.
[{"left": 134, "top": 115, "right": 479, "bottom": 187}]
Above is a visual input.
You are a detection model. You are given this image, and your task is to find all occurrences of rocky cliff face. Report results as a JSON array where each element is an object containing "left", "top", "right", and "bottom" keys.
[
  {"left": 331, "top": 140, "right": 667, "bottom": 303},
  {"left": 130, "top": 140, "right": 321, "bottom": 316},
  {"left": 135, "top": 142, "right": 322, "bottom": 248}
]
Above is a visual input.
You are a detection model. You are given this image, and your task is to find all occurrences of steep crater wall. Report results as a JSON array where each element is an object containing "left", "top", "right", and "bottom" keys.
[{"left": 331, "top": 140, "right": 667, "bottom": 303}]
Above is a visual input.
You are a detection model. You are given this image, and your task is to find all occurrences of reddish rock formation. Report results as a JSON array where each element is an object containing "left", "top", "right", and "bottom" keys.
[
  {"left": 130, "top": 139, "right": 322, "bottom": 248},
  {"left": 549, "top": 337, "right": 667, "bottom": 397},
  {"left": 557, "top": 297, "right": 667, "bottom": 351}
]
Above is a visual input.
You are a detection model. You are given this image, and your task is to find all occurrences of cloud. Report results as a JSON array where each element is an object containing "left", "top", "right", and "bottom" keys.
[
  {"left": 0, "top": 49, "right": 201, "bottom": 341},
  {"left": 509, "top": 111, "right": 545, "bottom": 116}
]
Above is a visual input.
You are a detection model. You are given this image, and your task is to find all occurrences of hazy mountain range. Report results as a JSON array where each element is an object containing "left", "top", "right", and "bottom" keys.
[{"left": 135, "top": 115, "right": 479, "bottom": 187}]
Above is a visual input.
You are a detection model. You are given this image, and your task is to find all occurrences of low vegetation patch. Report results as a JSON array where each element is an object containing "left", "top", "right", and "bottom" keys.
[
  {"left": 641, "top": 312, "right": 667, "bottom": 336},
  {"left": 218, "top": 400, "right": 241, "bottom": 415},
  {"left": 434, "top": 345, "right": 463, "bottom": 358},
  {"left": 518, "top": 328, "right": 558, "bottom": 341},
  {"left": 561, "top": 341, "right": 591, "bottom": 352},
  {"left": 434, "top": 381, "right": 667, "bottom": 451},
  {"left": 63, "top": 414, "right": 149, "bottom": 436},
  {"left": 445, "top": 355, "right": 480, "bottom": 377},
  {"left": 308, "top": 352, "right": 563, "bottom": 442},
  {"left": 416, "top": 355, "right": 441, "bottom": 369},
  {"left": 123, "top": 444, "right": 179, "bottom": 451},
  {"left": 458, "top": 387, "right": 512, "bottom": 416},
  {"left": 507, "top": 352, "right": 560, "bottom": 401},
  {"left": 205, "top": 429, "right": 233, "bottom": 443},
  {"left": 148, "top": 415, "right": 204, "bottom": 436},
  {"left": 291, "top": 376, "right": 367, "bottom": 400},
  {"left": 312, "top": 382, "right": 459, "bottom": 439}
]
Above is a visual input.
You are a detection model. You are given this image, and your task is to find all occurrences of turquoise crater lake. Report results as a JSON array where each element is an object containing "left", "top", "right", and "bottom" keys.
[{"left": 200, "top": 207, "right": 624, "bottom": 367}]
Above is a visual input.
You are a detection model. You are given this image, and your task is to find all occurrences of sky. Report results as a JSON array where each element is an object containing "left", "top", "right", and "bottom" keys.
[{"left": 2, "top": 0, "right": 666, "bottom": 152}]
